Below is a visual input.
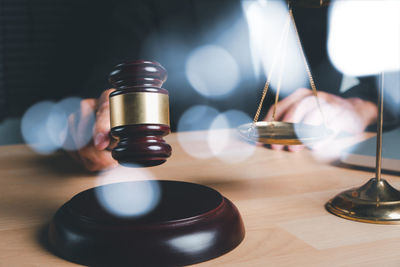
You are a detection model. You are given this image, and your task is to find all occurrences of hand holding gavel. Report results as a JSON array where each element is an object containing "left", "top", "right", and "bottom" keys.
[
  {"left": 66, "top": 89, "right": 117, "bottom": 171},
  {"left": 67, "top": 60, "right": 172, "bottom": 171}
]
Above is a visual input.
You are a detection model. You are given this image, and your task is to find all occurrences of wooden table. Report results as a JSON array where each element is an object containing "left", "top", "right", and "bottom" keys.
[{"left": 1, "top": 130, "right": 400, "bottom": 266}]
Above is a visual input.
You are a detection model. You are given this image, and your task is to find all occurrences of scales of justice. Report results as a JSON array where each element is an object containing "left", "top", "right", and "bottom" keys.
[
  {"left": 238, "top": 0, "right": 400, "bottom": 224},
  {"left": 47, "top": 0, "right": 399, "bottom": 266}
]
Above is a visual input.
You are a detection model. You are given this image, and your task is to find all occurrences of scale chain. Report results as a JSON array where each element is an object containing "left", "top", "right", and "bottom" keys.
[
  {"left": 272, "top": 17, "right": 291, "bottom": 121},
  {"left": 252, "top": 5, "right": 327, "bottom": 129},
  {"left": 252, "top": 11, "right": 292, "bottom": 125},
  {"left": 289, "top": 7, "right": 327, "bottom": 127}
]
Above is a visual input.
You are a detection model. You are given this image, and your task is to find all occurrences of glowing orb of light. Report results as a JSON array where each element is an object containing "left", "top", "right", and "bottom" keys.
[
  {"left": 328, "top": 0, "right": 400, "bottom": 76},
  {"left": 208, "top": 110, "right": 256, "bottom": 163},
  {"left": 177, "top": 105, "right": 220, "bottom": 159},
  {"left": 185, "top": 45, "right": 240, "bottom": 98},
  {"left": 47, "top": 97, "right": 82, "bottom": 150},
  {"left": 169, "top": 232, "right": 215, "bottom": 254},
  {"left": 21, "top": 101, "right": 59, "bottom": 154},
  {"left": 21, "top": 97, "right": 92, "bottom": 154},
  {"left": 95, "top": 166, "right": 160, "bottom": 218},
  {"left": 62, "top": 99, "right": 95, "bottom": 151}
]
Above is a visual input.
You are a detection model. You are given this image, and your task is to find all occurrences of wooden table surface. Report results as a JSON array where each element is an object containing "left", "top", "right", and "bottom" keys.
[{"left": 1, "top": 130, "right": 400, "bottom": 266}]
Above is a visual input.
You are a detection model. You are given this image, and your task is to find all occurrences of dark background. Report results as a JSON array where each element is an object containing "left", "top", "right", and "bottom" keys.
[{"left": 0, "top": 0, "right": 390, "bottom": 136}]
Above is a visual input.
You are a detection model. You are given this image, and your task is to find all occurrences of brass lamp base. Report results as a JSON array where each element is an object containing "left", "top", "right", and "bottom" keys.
[{"left": 326, "top": 178, "right": 400, "bottom": 224}]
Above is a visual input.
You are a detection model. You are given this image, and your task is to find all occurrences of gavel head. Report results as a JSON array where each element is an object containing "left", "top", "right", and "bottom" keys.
[{"left": 108, "top": 60, "right": 172, "bottom": 167}]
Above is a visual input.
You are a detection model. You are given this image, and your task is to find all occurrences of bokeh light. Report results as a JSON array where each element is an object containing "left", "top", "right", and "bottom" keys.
[
  {"left": 47, "top": 97, "right": 82, "bottom": 150},
  {"left": 21, "top": 97, "right": 92, "bottom": 154},
  {"left": 62, "top": 98, "right": 95, "bottom": 151},
  {"left": 208, "top": 110, "right": 256, "bottom": 163},
  {"left": 185, "top": 45, "right": 240, "bottom": 98},
  {"left": 208, "top": 114, "right": 230, "bottom": 157},
  {"left": 178, "top": 106, "right": 256, "bottom": 162},
  {"left": 328, "top": 0, "right": 400, "bottom": 76},
  {"left": 169, "top": 231, "right": 215, "bottom": 254},
  {"left": 177, "top": 105, "right": 220, "bottom": 159},
  {"left": 95, "top": 165, "right": 160, "bottom": 218},
  {"left": 21, "top": 101, "right": 59, "bottom": 154}
]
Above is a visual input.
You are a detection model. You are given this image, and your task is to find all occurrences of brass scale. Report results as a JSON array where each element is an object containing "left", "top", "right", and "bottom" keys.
[{"left": 238, "top": 0, "right": 400, "bottom": 224}]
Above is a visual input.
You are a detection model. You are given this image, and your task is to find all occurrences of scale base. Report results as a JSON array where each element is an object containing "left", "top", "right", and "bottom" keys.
[{"left": 326, "top": 178, "right": 400, "bottom": 224}]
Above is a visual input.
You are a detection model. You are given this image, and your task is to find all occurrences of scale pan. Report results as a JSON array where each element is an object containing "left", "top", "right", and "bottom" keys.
[{"left": 238, "top": 121, "right": 333, "bottom": 145}]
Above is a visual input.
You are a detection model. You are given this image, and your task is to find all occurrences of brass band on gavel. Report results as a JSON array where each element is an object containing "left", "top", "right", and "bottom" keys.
[{"left": 110, "top": 92, "right": 170, "bottom": 128}]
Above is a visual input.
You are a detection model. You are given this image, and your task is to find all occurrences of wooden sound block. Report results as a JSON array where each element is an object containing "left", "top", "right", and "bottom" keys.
[{"left": 48, "top": 181, "right": 245, "bottom": 266}]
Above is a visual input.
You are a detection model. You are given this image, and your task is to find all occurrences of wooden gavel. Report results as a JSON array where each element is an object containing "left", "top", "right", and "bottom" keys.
[{"left": 108, "top": 60, "right": 172, "bottom": 167}]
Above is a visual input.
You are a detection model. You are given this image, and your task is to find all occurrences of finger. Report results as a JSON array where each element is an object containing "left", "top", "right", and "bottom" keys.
[
  {"left": 301, "top": 105, "right": 339, "bottom": 151},
  {"left": 270, "top": 144, "right": 284, "bottom": 150},
  {"left": 281, "top": 96, "right": 320, "bottom": 152},
  {"left": 287, "top": 144, "right": 305, "bottom": 152},
  {"left": 66, "top": 112, "right": 79, "bottom": 151},
  {"left": 97, "top": 88, "right": 115, "bottom": 108},
  {"left": 94, "top": 102, "right": 111, "bottom": 150},
  {"left": 281, "top": 103, "right": 301, "bottom": 123},
  {"left": 265, "top": 88, "right": 312, "bottom": 121},
  {"left": 67, "top": 111, "right": 91, "bottom": 151},
  {"left": 75, "top": 99, "right": 96, "bottom": 149},
  {"left": 301, "top": 108, "right": 324, "bottom": 126},
  {"left": 281, "top": 96, "right": 317, "bottom": 123}
]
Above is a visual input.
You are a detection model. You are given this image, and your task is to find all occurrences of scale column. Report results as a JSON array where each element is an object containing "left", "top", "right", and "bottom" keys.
[{"left": 375, "top": 72, "right": 384, "bottom": 181}]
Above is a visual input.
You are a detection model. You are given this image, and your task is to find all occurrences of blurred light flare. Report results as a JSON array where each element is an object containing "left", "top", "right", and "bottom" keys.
[
  {"left": 169, "top": 231, "right": 215, "bottom": 254},
  {"left": 21, "top": 97, "right": 94, "bottom": 154},
  {"left": 21, "top": 101, "right": 59, "bottom": 154},
  {"left": 326, "top": 1, "right": 400, "bottom": 161},
  {"left": 178, "top": 106, "right": 256, "bottom": 162},
  {"left": 208, "top": 115, "right": 230, "bottom": 156},
  {"left": 47, "top": 104, "right": 69, "bottom": 148},
  {"left": 47, "top": 97, "right": 83, "bottom": 150},
  {"left": 208, "top": 110, "right": 256, "bottom": 163},
  {"left": 185, "top": 45, "right": 240, "bottom": 98},
  {"left": 177, "top": 105, "right": 220, "bottom": 159},
  {"left": 242, "top": 0, "right": 308, "bottom": 97},
  {"left": 328, "top": 0, "right": 400, "bottom": 76},
  {"left": 95, "top": 165, "right": 161, "bottom": 218}
]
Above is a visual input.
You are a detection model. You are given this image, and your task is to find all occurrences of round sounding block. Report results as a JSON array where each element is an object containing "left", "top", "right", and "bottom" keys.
[{"left": 48, "top": 180, "right": 245, "bottom": 266}]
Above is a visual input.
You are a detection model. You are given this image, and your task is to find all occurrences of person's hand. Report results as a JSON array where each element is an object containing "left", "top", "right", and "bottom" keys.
[
  {"left": 264, "top": 88, "right": 378, "bottom": 151},
  {"left": 66, "top": 89, "right": 118, "bottom": 171}
]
